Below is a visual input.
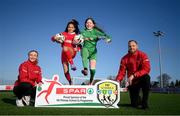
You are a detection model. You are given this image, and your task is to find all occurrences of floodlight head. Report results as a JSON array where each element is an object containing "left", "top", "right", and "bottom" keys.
[{"left": 153, "top": 31, "right": 165, "bottom": 37}]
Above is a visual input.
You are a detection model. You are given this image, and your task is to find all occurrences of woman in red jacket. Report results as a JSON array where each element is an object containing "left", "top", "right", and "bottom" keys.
[
  {"left": 13, "top": 50, "right": 43, "bottom": 107},
  {"left": 51, "top": 19, "right": 81, "bottom": 85}
]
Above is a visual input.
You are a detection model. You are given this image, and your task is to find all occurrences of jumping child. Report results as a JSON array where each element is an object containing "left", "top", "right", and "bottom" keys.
[
  {"left": 51, "top": 19, "right": 81, "bottom": 85},
  {"left": 81, "top": 17, "right": 111, "bottom": 85}
]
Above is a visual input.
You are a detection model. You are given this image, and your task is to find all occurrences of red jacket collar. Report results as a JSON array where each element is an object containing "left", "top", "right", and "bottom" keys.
[
  {"left": 128, "top": 50, "right": 139, "bottom": 56},
  {"left": 27, "top": 60, "right": 38, "bottom": 65}
]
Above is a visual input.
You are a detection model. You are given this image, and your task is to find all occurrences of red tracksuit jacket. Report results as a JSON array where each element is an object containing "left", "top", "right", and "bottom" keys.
[
  {"left": 14, "top": 60, "right": 42, "bottom": 87},
  {"left": 116, "top": 50, "right": 150, "bottom": 81}
]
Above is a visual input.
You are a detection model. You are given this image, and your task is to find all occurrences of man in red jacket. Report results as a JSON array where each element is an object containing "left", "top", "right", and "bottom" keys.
[
  {"left": 116, "top": 40, "right": 151, "bottom": 109},
  {"left": 13, "top": 50, "right": 43, "bottom": 107}
]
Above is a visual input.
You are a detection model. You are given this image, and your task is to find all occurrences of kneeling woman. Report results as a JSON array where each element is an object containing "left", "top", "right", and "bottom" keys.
[{"left": 13, "top": 50, "right": 43, "bottom": 107}]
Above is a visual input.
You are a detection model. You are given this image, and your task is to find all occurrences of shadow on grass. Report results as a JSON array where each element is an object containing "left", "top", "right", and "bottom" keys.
[
  {"left": 118, "top": 103, "right": 132, "bottom": 107},
  {"left": 2, "top": 98, "right": 16, "bottom": 105}
]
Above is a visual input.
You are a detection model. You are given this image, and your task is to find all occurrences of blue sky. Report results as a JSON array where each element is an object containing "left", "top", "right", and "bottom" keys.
[{"left": 0, "top": 0, "right": 179, "bottom": 84}]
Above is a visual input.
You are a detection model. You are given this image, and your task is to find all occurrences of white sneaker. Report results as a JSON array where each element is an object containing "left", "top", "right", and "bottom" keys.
[
  {"left": 22, "top": 96, "right": 31, "bottom": 106},
  {"left": 16, "top": 99, "right": 24, "bottom": 107}
]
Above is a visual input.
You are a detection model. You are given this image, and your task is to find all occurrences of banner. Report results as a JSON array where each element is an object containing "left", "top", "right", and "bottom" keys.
[
  {"left": 35, "top": 75, "right": 120, "bottom": 108},
  {"left": 0, "top": 85, "right": 14, "bottom": 90}
]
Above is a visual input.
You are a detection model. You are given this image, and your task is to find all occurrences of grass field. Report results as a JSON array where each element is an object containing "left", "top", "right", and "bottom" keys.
[{"left": 0, "top": 91, "right": 180, "bottom": 115}]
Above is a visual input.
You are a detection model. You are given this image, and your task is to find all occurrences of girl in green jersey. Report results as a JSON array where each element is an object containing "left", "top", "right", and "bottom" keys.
[{"left": 81, "top": 17, "right": 111, "bottom": 85}]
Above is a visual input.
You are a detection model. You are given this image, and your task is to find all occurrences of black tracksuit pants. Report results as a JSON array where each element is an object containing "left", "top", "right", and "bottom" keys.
[
  {"left": 128, "top": 74, "right": 150, "bottom": 108},
  {"left": 13, "top": 82, "right": 36, "bottom": 99}
]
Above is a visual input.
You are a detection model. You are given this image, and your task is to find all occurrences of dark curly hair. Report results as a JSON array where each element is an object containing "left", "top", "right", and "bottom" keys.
[{"left": 65, "top": 19, "right": 80, "bottom": 34}]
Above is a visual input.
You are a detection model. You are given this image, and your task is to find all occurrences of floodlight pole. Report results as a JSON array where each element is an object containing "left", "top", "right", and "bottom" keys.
[{"left": 153, "top": 31, "right": 164, "bottom": 88}]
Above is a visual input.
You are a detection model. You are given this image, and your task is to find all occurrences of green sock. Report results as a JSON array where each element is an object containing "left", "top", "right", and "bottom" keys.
[{"left": 90, "top": 69, "right": 96, "bottom": 83}]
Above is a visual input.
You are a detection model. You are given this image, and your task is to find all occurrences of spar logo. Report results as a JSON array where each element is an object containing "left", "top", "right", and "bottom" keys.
[
  {"left": 56, "top": 88, "right": 86, "bottom": 94},
  {"left": 97, "top": 81, "right": 118, "bottom": 108},
  {"left": 56, "top": 88, "right": 94, "bottom": 94}
]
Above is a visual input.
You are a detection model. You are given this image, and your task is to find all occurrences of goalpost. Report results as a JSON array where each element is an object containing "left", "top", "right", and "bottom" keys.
[
  {"left": 71, "top": 76, "right": 103, "bottom": 85},
  {"left": 71, "top": 76, "right": 128, "bottom": 92}
]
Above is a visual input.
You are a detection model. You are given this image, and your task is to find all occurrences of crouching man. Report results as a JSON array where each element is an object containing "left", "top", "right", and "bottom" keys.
[{"left": 116, "top": 40, "right": 151, "bottom": 109}]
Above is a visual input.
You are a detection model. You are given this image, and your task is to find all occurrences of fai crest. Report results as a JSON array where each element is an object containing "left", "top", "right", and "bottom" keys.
[{"left": 97, "top": 80, "right": 120, "bottom": 108}]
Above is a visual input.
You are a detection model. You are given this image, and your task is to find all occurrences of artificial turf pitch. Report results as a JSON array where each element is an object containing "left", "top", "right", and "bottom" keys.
[{"left": 0, "top": 91, "right": 180, "bottom": 115}]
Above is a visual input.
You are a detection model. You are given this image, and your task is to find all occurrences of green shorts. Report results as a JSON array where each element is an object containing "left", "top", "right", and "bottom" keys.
[{"left": 81, "top": 47, "right": 97, "bottom": 60}]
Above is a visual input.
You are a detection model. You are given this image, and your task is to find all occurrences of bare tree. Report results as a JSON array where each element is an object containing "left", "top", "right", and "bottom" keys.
[
  {"left": 157, "top": 73, "right": 172, "bottom": 87},
  {"left": 107, "top": 75, "right": 116, "bottom": 80},
  {"left": 169, "top": 81, "right": 175, "bottom": 88}
]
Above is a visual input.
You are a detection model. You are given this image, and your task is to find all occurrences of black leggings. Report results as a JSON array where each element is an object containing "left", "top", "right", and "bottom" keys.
[
  {"left": 128, "top": 74, "right": 150, "bottom": 107},
  {"left": 13, "top": 82, "right": 36, "bottom": 99}
]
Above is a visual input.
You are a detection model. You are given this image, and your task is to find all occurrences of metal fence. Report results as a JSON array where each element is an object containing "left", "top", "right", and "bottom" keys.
[
  {"left": 0, "top": 80, "right": 15, "bottom": 85},
  {"left": 151, "top": 87, "right": 180, "bottom": 94}
]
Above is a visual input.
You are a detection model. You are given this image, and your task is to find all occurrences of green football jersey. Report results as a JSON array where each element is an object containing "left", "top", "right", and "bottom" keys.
[{"left": 81, "top": 28, "right": 111, "bottom": 50}]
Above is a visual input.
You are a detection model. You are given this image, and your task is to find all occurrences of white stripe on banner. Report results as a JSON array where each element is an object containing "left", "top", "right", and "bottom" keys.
[{"left": 0, "top": 85, "right": 14, "bottom": 90}]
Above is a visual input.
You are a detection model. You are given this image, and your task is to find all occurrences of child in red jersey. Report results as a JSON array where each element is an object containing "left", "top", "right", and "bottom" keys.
[{"left": 51, "top": 19, "right": 81, "bottom": 85}]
